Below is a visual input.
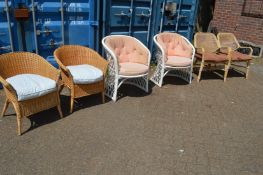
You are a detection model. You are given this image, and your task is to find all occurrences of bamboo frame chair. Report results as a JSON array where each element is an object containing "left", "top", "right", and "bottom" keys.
[
  {"left": 0, "top": 52, "right": 63, "bottom": 135},
  {"left": 54, "top": 45, "right": 108, "bottom": 113},
  {"left": 151, "top": 33, "right": 195, "bottom": 87},
  {"left": 217, "top": 33, "right": 253, "bottom": 79},
  {"left": 102, "top": 35, "right": 151, "bottom": 102},
  {"left": 194, "top": 32, "right": 232, "bottom": 82}
]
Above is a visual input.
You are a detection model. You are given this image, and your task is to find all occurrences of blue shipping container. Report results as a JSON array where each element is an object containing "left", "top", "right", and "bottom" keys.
[
  {"left": 102, "top": 0, "right": 199, "bottom": 52},
  {"left": 0, "top": 0, "right": 20, "bottom": 54},
  {"left": 24, "top": 0, "right": 100, "bottom": 67}
]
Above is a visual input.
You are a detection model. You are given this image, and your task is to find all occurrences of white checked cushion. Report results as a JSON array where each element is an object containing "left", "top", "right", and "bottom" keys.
[
  {"left": 6, "top": 74, "right": 57, "bottom": 101},
  {"left": 67, "top": 64, "right": 103, "bottom": 84}
]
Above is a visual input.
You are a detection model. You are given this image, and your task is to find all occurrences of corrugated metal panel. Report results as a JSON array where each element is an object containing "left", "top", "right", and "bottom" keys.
[
  {"left": 25, "top": 0, "right": 99, "bottom": 67},
  {"left": 0, "top": 0, "right": 17, "bottom": 54},
  {"left": 102, "top": 0, "right": 198, "bottom": 53},
  {"left": 155, "top": 0, "right": 199, "bottom": 40},
  {"left": 102, "top": 0, "right": 155, "bottom": 48},
  {"left": 0, "top": 0, "right": 198, "bottom": 63}
]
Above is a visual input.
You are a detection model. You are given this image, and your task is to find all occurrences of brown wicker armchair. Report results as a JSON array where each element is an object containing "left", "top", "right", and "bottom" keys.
[
  {"left": 0, "top": 52, "right": 63, "bottom": 135},
  {"left": 217, "top": 33, "right": 253, "bottom": 79},
  {"left": 54, "top": 45, "right": 108, "bottom": 113},
  {"left": 194, "top": 32, "right": 232, "bottom": 82}
]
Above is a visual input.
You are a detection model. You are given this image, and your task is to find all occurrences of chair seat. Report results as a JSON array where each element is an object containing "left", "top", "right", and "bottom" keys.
[
  {"left": 6, "top": 74, "right": 57, "bottom": 101},
  {"left": 67, "top": 64, "right": 103, "bottom": 84},
  {"left": 119, "top": 62, "right": 148, "bottom": 76},
  {"left": 166, "top": 56, "right": 192, "bottom": 67},
  {"left": 196, "top": 52, "right": 229, "bottom": 62},
  {"left": 232, "top": 51, "right": 252, "bottom": 61}
]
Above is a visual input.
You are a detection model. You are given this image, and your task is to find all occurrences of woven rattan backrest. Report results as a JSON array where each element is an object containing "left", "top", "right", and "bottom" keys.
[
  {"left": 0, "top": 52, "right": 53, "bottom": 79},
  {"left": 54, "top": 45, "right": 99, "bottom": 67},
  {"left": 217, "top": 33, "right": 240, "bottom": 50},
  {"left": 194, "top": 32, "right": 220, "bottom": 53}
]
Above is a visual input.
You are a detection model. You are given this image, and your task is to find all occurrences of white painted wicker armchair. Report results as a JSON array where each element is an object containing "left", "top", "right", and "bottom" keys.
[
  {"left": 151, "top": 32, "right": 195, "bottom": 87},
  {"left": 102, "top": 35, "right": 151, "bottom": 102}
]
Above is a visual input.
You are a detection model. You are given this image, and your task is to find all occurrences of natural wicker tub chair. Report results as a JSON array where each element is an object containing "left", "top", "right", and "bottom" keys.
[
  {"left": 0, "top": 52, "right": 63, "bottom": 135},
  {"left": 217, "top": 33, "right": 253, "bottom": 79},
  {"left": 102, "top": 35, "right": 151, "bottom": 102},
  {"left": 151, "top": 32, "right": 195, "bottom": 86},
  {"left": 194, "top": 32, "right": 232, "bottom": 82},
  {"left": 54, "top": 45, "right": 108, "bottom": 113}
]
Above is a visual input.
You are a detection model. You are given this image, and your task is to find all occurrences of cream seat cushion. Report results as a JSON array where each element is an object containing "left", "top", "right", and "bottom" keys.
[
  {"left": 6, "top": 74, "right": 57, "bottom": 101},
  {"left": 166, "top": 56, "right": 192, "bottom": 67},
  {"left": 67, "top": 64, "right": 103, "bottom": 84},
  {"left": 119, "top": 62, "right": 148, "bottom": 76}
]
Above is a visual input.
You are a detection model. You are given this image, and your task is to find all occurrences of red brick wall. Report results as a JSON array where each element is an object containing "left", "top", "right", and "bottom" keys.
[{"left": 212, "top": 0, "right": 263, "bottom": 45}]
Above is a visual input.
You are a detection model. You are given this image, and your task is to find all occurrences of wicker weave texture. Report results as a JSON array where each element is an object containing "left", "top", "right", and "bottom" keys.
[
  {"left": 217, "top": 33, "right": 240, "bottom": 50},
  {"left": 0, "top": 52, "right": 62, "bottom": 135},
  {"left": 54, "top": 45, "right": 108, "bottom": 113},
  {"left": 194, "top": 32, "right": 220, "bottom": 53},
  {"left": 217, "top": 32, "right": 253, "bottom": 79},
  {"left": 193, "top": 33, "right": 232, "bottom": 82}
]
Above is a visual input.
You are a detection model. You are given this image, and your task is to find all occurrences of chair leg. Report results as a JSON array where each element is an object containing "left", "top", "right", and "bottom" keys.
[
  {"left": 70, "top": 96, "right": 74, "bottom": 113},
  {"left": 57, "top": 105, "right": 63, "bottom": 118},
  {"left": 1, "top": 98, "right": 10, "bottom": 117},
  {"left": 69, "top": 87, "right": 75, "bottom": 113},
  {"left": 197, "top": 62, "right": 204, "bottom": 82},
  {"left": 245, "top": 61, "right": 250, "bottom": 79},
  {"left": 150, "top": 63, "right": 164, "bottom": 87},
  {"left": 112, "top": 84, "right": 118, "bottom": 102},
  {"left": 16, "top": 116, "right": 22, "bottom": 136},
  {"left": 101, "top": 92, "right": 105, "bottom": 103},
  {"left": 105, "top": 76, "right": 119, "bottom": 102},
  {"left": 224, "top": 62, "right": 230, "bottom": 82},
  {"left": 13, "top": 103, "right": 22, "bottom": 136},
  {"left": 56, "top": 91, "right": 63, "bottom": 118}
]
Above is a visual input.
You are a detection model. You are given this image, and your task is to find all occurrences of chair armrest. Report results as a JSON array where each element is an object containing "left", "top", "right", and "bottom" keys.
[
  {"left": 239, "top": 46, "right": 253, "bottom": 56},
  {"left": 54, "top": 57, "right": 72, "bottom": 78},
  {"left": 0, "top": 76, "right": 16, "bottom": 95}
]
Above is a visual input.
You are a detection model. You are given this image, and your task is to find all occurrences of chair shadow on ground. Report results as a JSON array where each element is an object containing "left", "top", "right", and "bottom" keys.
[
  {"left": 162, "top": 76, "right": 191, "bottom": 86},
  {"left": 114, "top": 83, "right": 153, "bottom": 101},
  {"left": 193, "top": 67, "right": 245, "bottom": 82},
  {"left": 2, "top": 92, "right": 108, "bottom": 135}
]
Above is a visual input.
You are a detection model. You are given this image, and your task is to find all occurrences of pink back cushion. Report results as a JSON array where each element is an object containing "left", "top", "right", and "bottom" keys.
[
  {"left": 157, "top": 33, "right": 193, "bottom": 58},
  {"left": 105, "top": 36, "right": 149, "bottom": 65}
]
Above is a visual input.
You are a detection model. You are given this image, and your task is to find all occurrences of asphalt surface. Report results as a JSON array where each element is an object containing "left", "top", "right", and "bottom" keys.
[{"left": 0, "top": 60, "right": 262, "bottom": 175}]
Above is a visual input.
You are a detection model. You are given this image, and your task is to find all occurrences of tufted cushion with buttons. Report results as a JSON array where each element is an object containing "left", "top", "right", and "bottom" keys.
[
  {"left": 157, "top": 33, "right": 193, "bottom": 63},
  {"left": 105, "top": 36, "right": 149, "bottom": 65}
]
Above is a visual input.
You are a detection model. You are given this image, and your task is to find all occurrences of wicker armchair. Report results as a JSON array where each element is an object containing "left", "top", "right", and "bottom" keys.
[
  {"left": 102, "top": 35, "right": 151, "bottom": 102},
  {"left": 151, "top": 32, "right": 195, "bottom": 86},
  {"left": 194, "top": 32, "right": 232, "bottom": 82},
  {"left": 217, "top": 33, "right": 253, "bottom": 79},
  {"left": 54, "top": 45, "right": 108, "bottom": 113},
  {"left": 0, "top": 52, "right": 63, "bottom": 135}
]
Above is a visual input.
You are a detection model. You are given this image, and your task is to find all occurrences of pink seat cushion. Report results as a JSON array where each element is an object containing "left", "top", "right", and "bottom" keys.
[
  {"left": 105, "top": 36, "right": 149, "bottom": 65},
  {"left": 119, "top": 62, "right": 148, "bottom": 76},
  {"left": 166, "top": 56, "right": 192, "bottom": 67},
  {"left": 195, "top": 52, "right": 229, "bottom": 62},
  {"left": 231, "top": 51, "right": 252, "bottom": 61},
  {"left": 157, "top": 33, "right": 193, "bottom": 60}
]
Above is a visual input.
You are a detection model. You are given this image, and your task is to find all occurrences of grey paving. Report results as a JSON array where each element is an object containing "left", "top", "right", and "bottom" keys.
[{"left": 0, "top": 60, "right": 262, "bottom": 175}]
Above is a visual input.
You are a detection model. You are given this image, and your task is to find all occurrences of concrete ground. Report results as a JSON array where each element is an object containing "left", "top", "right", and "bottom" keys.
[{"left": 0, "top": 60, "right": 262, "bottom": 175}]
